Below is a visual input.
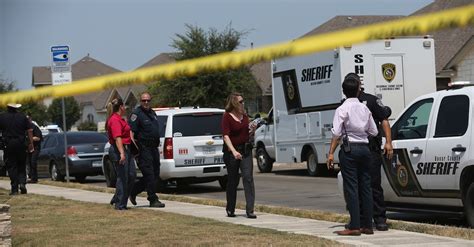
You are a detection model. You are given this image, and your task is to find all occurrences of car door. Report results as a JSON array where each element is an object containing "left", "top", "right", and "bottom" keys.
[
  {"left": 383, "top": 97, "right": 434, "bottom": 201},
  {"left": 423, "top": 94, "right": 470, "bottom": 194},
  {"left": 37, "top": 135, "right": 56, "bottom": 176}
]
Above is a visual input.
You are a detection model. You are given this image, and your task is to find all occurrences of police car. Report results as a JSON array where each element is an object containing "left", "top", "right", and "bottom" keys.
[
  {"left": 102, "top": 107, "right": 227, "bottom": 190},
  {"left": 337, "top": 81, "right": 474, "bottom": 227}
]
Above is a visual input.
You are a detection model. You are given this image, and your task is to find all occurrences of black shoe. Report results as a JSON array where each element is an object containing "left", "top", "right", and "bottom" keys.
[
  {"left": 115, "top": 207, "right": 128, "bottom": 211},
  {"left": 150, "top": 200, "right": 165, "bottom": 208},
  {"left": 246, "top": 213, "right": 257, "bottom": 219},
  {"left": 226, "top": 210, "right": 236, "bottom": 217},
  {"left": 19, "top": 184, "right": 27, "bottom": 194},
  {"left": 375, "top": 223, "right": 389, "bottom": 231},
  {"left": 9, "top": 191, "right": 18, "bottom": 196},
  {"left": 130, "top": 194, "right": 137, "bottom": 206},
  {"left": 110, "top": 197, "right": 116, "bottom": 205}
]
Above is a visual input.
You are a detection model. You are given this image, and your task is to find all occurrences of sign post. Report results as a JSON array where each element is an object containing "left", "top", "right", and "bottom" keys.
[{"left": 51, "top": 45, "right": 72, "bottom": 183}]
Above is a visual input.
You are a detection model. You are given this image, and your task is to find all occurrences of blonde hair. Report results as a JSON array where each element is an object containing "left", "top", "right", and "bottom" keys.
[
  {"left": 225, "top": 92, "right": 242, "bottom": 113},
  {"left": 105, "top": 98, "right": 124, "bottom": 129}
]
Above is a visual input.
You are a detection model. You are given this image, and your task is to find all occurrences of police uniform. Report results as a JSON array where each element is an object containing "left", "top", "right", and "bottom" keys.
[
  {"left": 358, "top": 91, "right": 389, "bottom": 228},
  {"left": 128, "top": 106, "right": 165, "bottom": 207},
  {"left": 27, "top": 123, "right": 42, "bottom": 183},
  {"left": 0, "top": 105, "right": 33, "bottom": 195}
]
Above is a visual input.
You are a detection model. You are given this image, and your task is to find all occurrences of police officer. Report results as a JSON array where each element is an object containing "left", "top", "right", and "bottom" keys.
[
  {"left": 128, "top": 92, "right": 165, "bottom": 208},
  {"left": 345, "top": 73, "right": 393, "bottom": 231},
  {"left": 26, "top": 115, "right": 43, "bottom": 183},
  {"left": 0, "top": 103, "right": 34, "bottom": 195}
]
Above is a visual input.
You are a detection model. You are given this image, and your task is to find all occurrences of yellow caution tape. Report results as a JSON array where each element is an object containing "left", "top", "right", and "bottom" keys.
[{"left": 1, "top": 4, "right": 473, "bottom": 105}]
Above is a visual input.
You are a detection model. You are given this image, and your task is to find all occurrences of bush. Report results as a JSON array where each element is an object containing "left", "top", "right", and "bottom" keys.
[{"left": 77, "top": 122, "right": 97, "bottom": 131}]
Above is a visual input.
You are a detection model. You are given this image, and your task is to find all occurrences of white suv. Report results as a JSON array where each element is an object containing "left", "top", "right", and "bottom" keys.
[
  {"left": 102, "top": 107, "right": 227, "bottom": 190},
  {"left": 338, "top": 82, "right": 474, "bottom": 226}
]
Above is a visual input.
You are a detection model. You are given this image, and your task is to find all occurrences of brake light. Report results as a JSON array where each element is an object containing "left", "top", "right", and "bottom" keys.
[
  {"left": 67, "top": 146, "right": 78, "bottom": 158},
  {"left": 164, "top": 138, "right": 173, "bottom": 159}
]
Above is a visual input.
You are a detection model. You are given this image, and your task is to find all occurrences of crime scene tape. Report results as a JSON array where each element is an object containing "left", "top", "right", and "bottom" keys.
[{"left": 1, "top": 4, "right": 473, "bottom": 106}]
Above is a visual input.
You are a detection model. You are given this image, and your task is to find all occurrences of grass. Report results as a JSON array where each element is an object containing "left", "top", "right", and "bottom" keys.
[
  {"left": 0, "top": 189, "right": 341, "bottom": 246},
  {"left": 31, "top": 180, "right": 474, "bottom": 240}
]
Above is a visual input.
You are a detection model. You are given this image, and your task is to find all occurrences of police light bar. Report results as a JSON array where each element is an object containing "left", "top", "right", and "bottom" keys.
[{"left": 447, "top": 81, "right": 474, "bottom": 89}]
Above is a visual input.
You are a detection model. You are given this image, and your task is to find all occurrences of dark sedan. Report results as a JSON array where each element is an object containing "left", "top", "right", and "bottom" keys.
[{"left": 37, "top": 131, "right": 108, "bottom": 182}]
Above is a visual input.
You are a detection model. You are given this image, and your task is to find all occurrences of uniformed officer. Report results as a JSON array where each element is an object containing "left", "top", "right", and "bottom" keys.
[
  {"left": 0, "top": 103, "right": 34, "bottom": 195},
  {"left": 128, "top": 92, "right": 165, "bottom": 208},
  {"left": 345, "top": 73, "right": 393, "bottom": 231},
  {"left": 26, "top": 115, "right": 43, "bottom": 183}
]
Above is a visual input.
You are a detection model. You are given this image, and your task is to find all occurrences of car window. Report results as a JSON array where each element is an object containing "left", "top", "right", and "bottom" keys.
[
  {"left": 43, "top": 135, "right": 58, "bottom": 148},
  {"left": 62, "top": 133, "right": 108, "bottom": 145},
  {"left": 392, "top": 98, "right": 433, "bottom": 140},
  {"left": 434, "top": 95, "right": 469, "bottom": 138},
  {"left": 157, "top": 116, "right": 167, "bottom": 138},
  {"left": 172, "top": 113, "right": 223, "bottom": 137}
]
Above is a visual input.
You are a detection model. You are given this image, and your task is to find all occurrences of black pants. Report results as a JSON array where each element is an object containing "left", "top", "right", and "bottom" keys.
[
  {"left": 5, "top": 138, "right": 27, "bottom": 191},
  {"left": 27, "top": 147, "right": 40, "bottom": 182},
  {"left": 369, "top": 150, "right": 387, "bottom": 224},
  {"left": 224, "top": 149, "right": 255, "bottom": 214},
  {"left": 131, "top": 145, "right": 160, "bottom": 202}
]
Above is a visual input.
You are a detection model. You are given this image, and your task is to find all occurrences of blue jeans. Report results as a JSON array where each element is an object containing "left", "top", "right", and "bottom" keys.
[
  {"left": 110, "top": 144, "right": 136, "bottom": 209},
  {"left": 339, "top": 144, "right": 373, "bottom": 229}
]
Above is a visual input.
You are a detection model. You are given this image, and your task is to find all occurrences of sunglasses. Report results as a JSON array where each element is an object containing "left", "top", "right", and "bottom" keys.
[
  {"left": 141, "top": 99, "right": 151, "bottom": 103},
  {"left": 239, "top": 100, "right": 244, "bottom": 104}
]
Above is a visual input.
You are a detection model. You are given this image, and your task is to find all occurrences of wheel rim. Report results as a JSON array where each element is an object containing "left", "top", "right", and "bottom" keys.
[
  {"left": 257, "top": 151, "right": 266, "bottom": 167},
  {"left": 51, "top": 164, "right": 58, "bottom": 180},
  {"left": 308, "top": 153, "right": 317, "bottom": 173}
]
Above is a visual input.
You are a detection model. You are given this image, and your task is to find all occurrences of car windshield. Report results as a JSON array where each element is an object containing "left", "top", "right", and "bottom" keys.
[
  {"left": 173, "top": 113, "right": 223, "bottom": 137},
  {"left": 58, "top": 133, "right": 108, "bottom": 145}
]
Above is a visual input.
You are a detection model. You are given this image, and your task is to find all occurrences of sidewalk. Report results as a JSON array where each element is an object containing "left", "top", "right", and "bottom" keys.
[{"left": 0, "top": 180, "right": 472, "bottom": 247}]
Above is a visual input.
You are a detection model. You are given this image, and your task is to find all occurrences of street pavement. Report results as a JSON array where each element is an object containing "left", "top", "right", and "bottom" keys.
[{"left": 0, "top": 180, "right": 472, "bottom": 246}]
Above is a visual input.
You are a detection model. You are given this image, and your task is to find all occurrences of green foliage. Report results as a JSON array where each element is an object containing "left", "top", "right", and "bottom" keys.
[
  {"left": 77, "top": 121, "right": 98, "bottom": 131},
  {"left": 0, "top": 75, "right": 15, "bottom": 93},
  {"left": 22, "top": 101, "right": 49, "bottom": 126},
  {"left": 48, "top": 97, "right": 81, "bottom": 130},
  {"left": 148, "top": 24, "right": 259, "bottom": 108}
]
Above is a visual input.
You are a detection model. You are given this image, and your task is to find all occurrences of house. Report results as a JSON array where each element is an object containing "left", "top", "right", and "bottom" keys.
[{"left": 32, "top": 54, "right": 145, "bottom": 128}]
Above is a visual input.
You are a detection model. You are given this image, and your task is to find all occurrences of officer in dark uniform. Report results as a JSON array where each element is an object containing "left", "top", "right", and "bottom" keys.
[
  {"left": 26, "top": 115, "right": 43, "bottom": 183},
  {"left": 0, "top": 103, "right": 34, "bottom": 195},
  {"left": 128, "top": 92, "right": 165, "bottom": 208},
  {"left": 345, "top": 73, "right": 393, "bottom": 231}
]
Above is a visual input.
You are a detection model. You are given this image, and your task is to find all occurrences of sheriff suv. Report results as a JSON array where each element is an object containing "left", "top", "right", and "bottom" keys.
[
  {"left": 337, "top": 82, "right": 474, "bottom": 227},
  {"left": 102, "top": 107, "right": 227, "bottom": 190}
]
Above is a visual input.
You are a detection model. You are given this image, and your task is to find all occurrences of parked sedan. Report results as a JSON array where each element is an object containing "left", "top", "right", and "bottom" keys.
[{"left": 37, "top": 131, "right": 108, "bottom": 182}]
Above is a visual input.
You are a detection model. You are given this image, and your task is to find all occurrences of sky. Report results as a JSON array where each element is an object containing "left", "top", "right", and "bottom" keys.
[{"left": 0, "top": 0, "right": 432, "bottom": 90}]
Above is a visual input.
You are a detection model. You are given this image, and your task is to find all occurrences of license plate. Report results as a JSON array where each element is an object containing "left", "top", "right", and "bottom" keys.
[
  {"left": 92, "top": 160, "right": 102, "bottom": 167},
  {"left": 203, "top": 147, "right": 215, "bottom": 154}
]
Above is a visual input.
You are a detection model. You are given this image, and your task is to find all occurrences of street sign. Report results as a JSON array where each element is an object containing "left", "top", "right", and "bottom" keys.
[
  {"left": 52, "top": 72, "right": 72, "bottom": 85},
  {"left": 51, "top": 45, "right": 71, "bottom": 70}
]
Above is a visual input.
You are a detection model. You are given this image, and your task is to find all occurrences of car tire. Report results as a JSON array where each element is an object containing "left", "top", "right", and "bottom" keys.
[
  {"left": 218, "top": 176, "right": 228, "bottom": 191},
  {"left": 256, "top": 146, "right": 274, "bottom": 173},
  {"left": 306, "top": 150, "right": 320, "bottom": 177},
  {"left": 464, "top": 182, "right": 474, "bottom": 227},
  {"left": 103, "top": 157, "right": 117, "bottom": 188},
  {"left": 50, "top": 162, "right": 65, "bottom": 181},
  {"left": 75, "top": 175, "right": 87, "bottom": 183}
]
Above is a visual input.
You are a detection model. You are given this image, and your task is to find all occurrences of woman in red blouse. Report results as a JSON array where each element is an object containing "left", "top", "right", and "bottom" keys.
[
  {"left": 106, "top": 98, "right": 136, "bottom": 210},
  {"left": 222, "top": 92, "right": 257, "bottom": 219}
]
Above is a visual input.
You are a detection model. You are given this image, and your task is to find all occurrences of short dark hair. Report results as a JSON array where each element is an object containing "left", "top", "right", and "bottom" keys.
[
  {"left": 342, "top": 78, "right": 359, "bottom": 98},
  {"left": 344, "top": 72, "right": 360, "bottom": 82}
]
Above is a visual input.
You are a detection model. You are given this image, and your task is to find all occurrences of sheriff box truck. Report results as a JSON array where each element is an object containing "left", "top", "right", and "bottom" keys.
[{"left": 256, "top": 37, "right": 437, "bottom": 176}]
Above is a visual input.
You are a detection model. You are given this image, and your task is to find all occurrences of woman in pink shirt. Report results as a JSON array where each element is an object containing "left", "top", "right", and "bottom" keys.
[
  {"left": 327, "top": 77, "right": 378, "bottom": 236},
  {"left": 106, "top": 98, "right": 136, "bottom": 210}
]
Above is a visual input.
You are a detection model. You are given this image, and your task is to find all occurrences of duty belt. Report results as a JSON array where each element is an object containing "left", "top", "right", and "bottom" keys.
[{"left": 140, "top": 139, "right": 159, "bottom": 147}]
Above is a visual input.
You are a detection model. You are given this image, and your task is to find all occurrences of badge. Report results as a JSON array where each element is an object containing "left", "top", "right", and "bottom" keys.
[
  {"left": 130, "top": 114, "right": 137, "bottom": 122},
  {"left": 397, "top": 165, "right": 408, "bottom": 187},
  {"left": 286, "top": 81, "right": 295, "bottom": 100},
  {"left": 382, "top": 63, "right": 396, "bottom": 83}
]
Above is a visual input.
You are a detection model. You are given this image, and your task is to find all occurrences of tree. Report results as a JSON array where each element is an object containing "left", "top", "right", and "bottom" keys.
[
  {"left": 22, "top": 101, "right": 49, "bottom": 126},
  {"left": 48, "top": 97, "right": 81, "bottom": 131},
  {"left": 148, "top": 24, "right": 259, "bottom": 108}
]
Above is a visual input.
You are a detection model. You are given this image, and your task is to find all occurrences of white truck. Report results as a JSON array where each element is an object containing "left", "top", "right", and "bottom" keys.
[{"left": 255, "top": 37, "right": 437, "bottom": 176}]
